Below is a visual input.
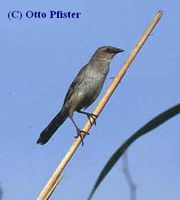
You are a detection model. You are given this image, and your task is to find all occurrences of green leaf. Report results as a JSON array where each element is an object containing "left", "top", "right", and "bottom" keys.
[{"left": 88, "top": 103, "right": 180, "bottom": 200}]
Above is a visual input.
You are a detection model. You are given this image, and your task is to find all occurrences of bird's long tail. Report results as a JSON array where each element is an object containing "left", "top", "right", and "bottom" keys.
[{"left": 37, "top": 107, "right": 68, "bottom": 145}]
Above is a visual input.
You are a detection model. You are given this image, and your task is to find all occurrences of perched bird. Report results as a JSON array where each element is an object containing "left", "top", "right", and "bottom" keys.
[{"left": 37, "top": 46, "right": 124, "bottom": 145}]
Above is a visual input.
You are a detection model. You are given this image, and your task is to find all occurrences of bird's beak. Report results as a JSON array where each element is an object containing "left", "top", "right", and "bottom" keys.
[{"left": 116, "top": 48, "right": 124, "bottom": 53}]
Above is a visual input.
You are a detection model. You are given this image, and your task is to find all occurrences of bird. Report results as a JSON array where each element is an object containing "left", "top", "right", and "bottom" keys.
[{"left": 37, "top": 46, "right": 124, "bottom": 145}]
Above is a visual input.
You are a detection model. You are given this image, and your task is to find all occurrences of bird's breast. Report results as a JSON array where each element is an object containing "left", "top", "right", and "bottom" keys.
[{"left": 71, "top": 65, "right": 109, "bottom": 111}]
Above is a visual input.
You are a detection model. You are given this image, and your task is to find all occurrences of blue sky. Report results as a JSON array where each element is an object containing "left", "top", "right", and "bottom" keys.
[{"left": 1, "top": 1, "right": 180, "bottom": 200}]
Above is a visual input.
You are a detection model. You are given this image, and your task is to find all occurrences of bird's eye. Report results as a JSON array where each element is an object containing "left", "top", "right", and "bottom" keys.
[{"left": 106, "top": 48, "right": 112, "bottom": 53}]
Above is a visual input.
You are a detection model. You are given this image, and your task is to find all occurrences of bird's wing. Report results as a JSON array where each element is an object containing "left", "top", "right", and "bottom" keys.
[{"left": 63, "top": 64, "right": 88, "bottom": 104}]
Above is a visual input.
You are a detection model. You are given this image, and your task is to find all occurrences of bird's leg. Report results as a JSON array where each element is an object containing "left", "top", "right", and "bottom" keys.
[
  {"left": 69, "top": 116, "right": 89, "bottom": 146},
  {"left": 78, "top": 110, "right": 97, "bottom": 126}
]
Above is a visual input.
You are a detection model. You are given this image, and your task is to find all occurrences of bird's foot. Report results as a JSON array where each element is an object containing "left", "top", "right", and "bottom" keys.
[
  {"left": 74, "top": 128, "right": 89, "bottom": 146},
  {"left": 87, "top": 113, "right": 98, "bottom": 126},
  {"left": 78, "top": 111, "right": 98, "bottom": 126}
]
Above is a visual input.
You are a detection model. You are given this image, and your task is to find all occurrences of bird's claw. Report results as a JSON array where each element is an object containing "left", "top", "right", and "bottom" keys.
[
  {"left": 74, "top": 128, "right": 89, "bottom": 146},
  {"left": 87, "top": 113, "right": 97, "bottom": 126}
]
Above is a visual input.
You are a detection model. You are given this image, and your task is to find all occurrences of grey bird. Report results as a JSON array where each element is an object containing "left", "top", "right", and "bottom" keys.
[{"left": 37, "top": 46, "right": 124, "bottom": 145}]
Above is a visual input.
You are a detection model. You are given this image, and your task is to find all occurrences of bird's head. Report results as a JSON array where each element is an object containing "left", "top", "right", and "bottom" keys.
[{"left": 90, "top": 46, "right": 124, "bottom": 64}]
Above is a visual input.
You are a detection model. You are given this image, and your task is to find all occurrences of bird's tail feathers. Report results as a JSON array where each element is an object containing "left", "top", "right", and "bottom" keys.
[{"left": 37, "top": 107, "right": 68, "bottom": 145}]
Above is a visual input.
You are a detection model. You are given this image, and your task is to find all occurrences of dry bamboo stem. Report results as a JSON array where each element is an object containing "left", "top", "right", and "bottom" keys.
[{"left": 37, "top": 10, "right": 163, "bottom": 200}]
